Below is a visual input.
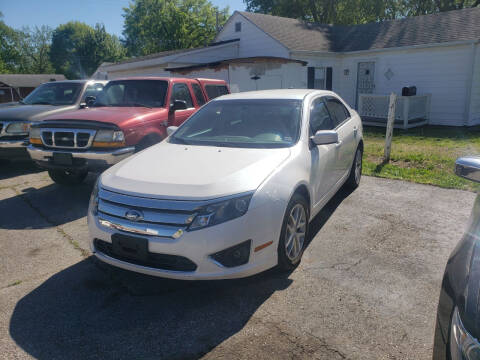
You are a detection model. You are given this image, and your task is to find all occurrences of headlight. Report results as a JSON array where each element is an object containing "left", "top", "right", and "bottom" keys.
[
  {"left": 92, "top": 130, "right": 125, "bottom": 148},
  {"left": 189, "top": 193, "right": 253, "bottom": 230},
  {"left": 88, "top": 178, "right": 100, "bottom": 216},
  {"left": 6, "top": 121, "right": 30, "bottom": 134},
  {"left": 450, "top": 307, "right": 480, "bottom": 360},
  {"left": 29, "top": 127, "right": 42, "bottom": 145}
]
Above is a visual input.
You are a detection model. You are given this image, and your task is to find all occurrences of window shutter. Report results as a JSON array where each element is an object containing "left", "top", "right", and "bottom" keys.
[
  {"left": 307, "top": 67, "right": 315, "bottom": 89},
  {"left": 326, "top": 67, "right": 333, "bottom": 90}
]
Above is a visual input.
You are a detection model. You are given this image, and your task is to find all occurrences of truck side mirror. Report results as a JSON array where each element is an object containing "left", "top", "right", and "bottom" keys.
[
  {"left": 85, "top": 96, "right": 96, "bottom": 107},
  {"left": 170, "top": 100, "right": 187, "bottom": 112}
]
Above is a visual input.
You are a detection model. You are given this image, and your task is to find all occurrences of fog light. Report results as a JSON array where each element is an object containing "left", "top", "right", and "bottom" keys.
[{"left": 210, "top": 240, "right": 251, "bottom": 268}]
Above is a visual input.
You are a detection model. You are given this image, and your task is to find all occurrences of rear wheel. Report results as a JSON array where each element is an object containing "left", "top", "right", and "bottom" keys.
[
  {"left": 48, "top": 169, "right": 88, "bottom": 185},
  {"left": 345, "top": 145, "right": 363, "bottom": 189},
  {"left": 277, "top": 194, "right": 309, "bottom": 271}
]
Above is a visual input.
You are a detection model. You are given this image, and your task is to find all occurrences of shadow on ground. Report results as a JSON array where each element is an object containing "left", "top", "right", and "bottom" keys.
[
  {"left": 0, "top": 174, "right": 96, "bottom": 230},
  {"left": 0, "top": 160, "right": 43, "bottom": 180},
  {"left": 8, "top": 185, "right": 355, "bottom": 359}
]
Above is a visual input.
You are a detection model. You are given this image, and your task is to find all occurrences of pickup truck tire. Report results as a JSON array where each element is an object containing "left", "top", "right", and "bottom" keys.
[
  {"left": 48, "top": 169, "right": 88, "bottom": 185},
  {"left": 277, "top": 194, "right": 309, "bottom": 272}
]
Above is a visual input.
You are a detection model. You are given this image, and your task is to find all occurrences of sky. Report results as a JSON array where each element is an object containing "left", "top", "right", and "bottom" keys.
[{"left": 0, "top": 0, "right": 246, "bottom": 37}]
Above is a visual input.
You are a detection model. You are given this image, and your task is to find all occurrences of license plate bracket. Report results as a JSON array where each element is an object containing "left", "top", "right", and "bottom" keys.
[
  {"left": 112, "top": 234, "right": 148, "bottom": 262},
  {"left": 52, "top": 152, "right": 73, "bottom": 166}
]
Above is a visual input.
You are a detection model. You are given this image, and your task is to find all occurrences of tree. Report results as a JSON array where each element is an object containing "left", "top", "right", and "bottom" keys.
[
  {"left": 17, "top": 26, "right": 55, "bottom": 73},
  {"left": 50, "top": 22, "right": 126, "bottom": 79},
  {"left": 0, "top": 12, "right": 22, "bottom": 73},
  {"left": 243, "top": 0, "right": 479, "bottom": 24},
  {"left": 122, "top": 0, "right": 229, "bottom": 57}
]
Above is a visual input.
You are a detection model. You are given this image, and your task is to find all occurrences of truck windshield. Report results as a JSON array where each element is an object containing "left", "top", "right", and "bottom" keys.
[
  {"left": 22, "top": 82, "right": 83, "bottom": 105},
  {"left": 170, "top": 99, "right": 302, "bottom": 149},
  {"left": 93, "top": 80, "right": 168, "bottom": 108}
]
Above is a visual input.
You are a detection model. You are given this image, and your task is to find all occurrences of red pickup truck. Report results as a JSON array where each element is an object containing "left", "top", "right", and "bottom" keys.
[{"left": 27, "top": 77, "right": 229, "bottom": 184}]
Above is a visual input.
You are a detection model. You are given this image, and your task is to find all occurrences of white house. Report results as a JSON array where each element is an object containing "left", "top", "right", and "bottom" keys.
[{"left": 93, "top": 7, "right": 480, "bottom": 127}]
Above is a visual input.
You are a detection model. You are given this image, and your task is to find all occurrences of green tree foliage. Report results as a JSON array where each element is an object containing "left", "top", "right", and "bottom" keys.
[
  {"left": 50, "top": 22, "right": 126, "bottom": 79},
  {"left": 17, "top": 26, "right": 55, "bottom": 73},
  {"left": 123, "top": 0, "right": 229, "bottom": 56},
  {"left": 0, "top": 12, "right": 21, "bottom": 73},
  {"left": 244, "top": 0, "right": 480, "bottom": 24}
]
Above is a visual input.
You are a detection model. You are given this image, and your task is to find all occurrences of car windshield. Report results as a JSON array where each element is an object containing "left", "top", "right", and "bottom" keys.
[
  {"left": 93, "top": 80, "right": 168, "bottom": 108},
  {"left": 22, "top": 82, "right": 83, "bottom": 105},
  {"left": 170, "top": 99, "right": 302, "bottom": 148}
]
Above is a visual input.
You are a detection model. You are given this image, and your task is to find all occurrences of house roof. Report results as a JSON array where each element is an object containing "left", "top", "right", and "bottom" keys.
[
  {"left": 238, "top": 7, "right": 480, "bottom": 52},
  {"left": 106, "top": 38, "right": 241, "bottom": 67},
  {"left": 0, "top": 74, "right": 66, "bottom": 88},
  {"left": 165, "top": 56, "right": 307, "bottom": 74}
]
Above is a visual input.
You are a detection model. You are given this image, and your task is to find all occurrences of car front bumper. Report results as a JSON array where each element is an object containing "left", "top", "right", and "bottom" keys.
[
  {"left": 88, "top": 199, "right": 286, "bottom": 280},
  {"left": 27, "top": 145, "right": 135, "bottom": 170},
  {"left": 0, "top": 138, "right": 30, "bottom": 159}
]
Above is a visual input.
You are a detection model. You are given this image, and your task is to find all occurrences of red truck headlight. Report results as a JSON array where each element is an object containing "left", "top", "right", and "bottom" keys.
[{"left": 92, "top": 130, "right": 125, "bottom": 148}]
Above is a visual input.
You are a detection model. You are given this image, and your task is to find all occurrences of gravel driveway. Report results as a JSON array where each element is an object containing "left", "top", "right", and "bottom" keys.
[{"left": 0, "top": 161, "right": 475, "bottom": 359}]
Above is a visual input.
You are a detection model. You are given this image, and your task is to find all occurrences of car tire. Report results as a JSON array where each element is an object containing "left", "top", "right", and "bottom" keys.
[
  {"left": 48, "top": 169, "right": 88, "bottom": 185},
  {"left": 277, "top": 193, "right": 309, "bottom": 271},
  {"left": 345, "top": 145, "right": 363, "bottom": 190}
]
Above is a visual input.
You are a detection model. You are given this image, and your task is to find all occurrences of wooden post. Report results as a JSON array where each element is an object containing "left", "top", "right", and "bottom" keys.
[{"left": 384, "top": 93, "right": 397, "bottom": 162}]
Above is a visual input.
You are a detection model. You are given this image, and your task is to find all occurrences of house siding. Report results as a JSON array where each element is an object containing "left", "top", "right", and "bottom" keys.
[
  {"left": 469, "top": 43, "right": 480, "bottom": 126},
  {"left": 335, "top": 44, "right": 473, "bottom": 126},
  {"left": 216, "top": 13, "right": 289, "bottom": 59}
]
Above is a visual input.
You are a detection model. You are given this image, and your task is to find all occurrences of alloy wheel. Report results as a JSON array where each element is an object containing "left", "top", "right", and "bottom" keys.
[{"left": 285, "top": 204, "right": 307, "bottom": 261}]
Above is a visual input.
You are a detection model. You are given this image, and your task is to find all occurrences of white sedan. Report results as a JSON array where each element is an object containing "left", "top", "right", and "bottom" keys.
[{"left": 88, "top": 89, "right": 363, "bottom": 279}]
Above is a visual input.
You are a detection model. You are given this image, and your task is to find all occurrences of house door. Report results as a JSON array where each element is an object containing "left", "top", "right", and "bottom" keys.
[{"left": 356, "top": 61, "right": 375, "bottom": 108}]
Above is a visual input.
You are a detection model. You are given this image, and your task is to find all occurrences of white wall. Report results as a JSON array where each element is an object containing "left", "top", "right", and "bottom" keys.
[
  {"left": 216, "top": 13, "right": 289, "bottom": 59},
  {"left": 335, "top": 44, "right": 473, "bottom": 126},
  {"left": 469, "top": 43, "right": 480, "bottom": 126}
]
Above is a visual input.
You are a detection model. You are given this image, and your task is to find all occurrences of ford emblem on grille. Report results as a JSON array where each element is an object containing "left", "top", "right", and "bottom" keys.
[{"left": 125, "top": 210, "right": 143, "bottom": 222}]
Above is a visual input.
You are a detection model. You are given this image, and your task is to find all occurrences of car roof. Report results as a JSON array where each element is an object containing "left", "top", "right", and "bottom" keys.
[
  {"left": 109, "top": 76, "right": 226, "bottom": 83},
  {"left": 40, "top": 80, "right": 107, "bottom": 85},
  {"left": 214, "top": 89, "right": 335, "bottom": 100}
]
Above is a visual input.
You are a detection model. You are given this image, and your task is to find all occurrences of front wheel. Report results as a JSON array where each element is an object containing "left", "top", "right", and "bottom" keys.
[
  {"left": 277, "top": 194, "right": 309, "bottom": 271},
  {"left": 48, "top": 169, "right": 88, "bottom": 185},
  {"left": 345, "top": 145, "right": 363, "bottom": 190}
]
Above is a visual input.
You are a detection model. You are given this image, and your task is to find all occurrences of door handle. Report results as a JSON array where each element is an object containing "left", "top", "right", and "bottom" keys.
[{"left": 353, "top": 126, "right": 358, "bottom": 137}]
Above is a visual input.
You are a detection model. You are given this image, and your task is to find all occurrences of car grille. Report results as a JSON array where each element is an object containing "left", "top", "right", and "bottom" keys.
[
  {"left": 40, "top": 128, "right": 96, "bottom": 149},
  {"left": 96, "top": 188, "right": 207, "bottom": 239},
  {"left": 94, "top": 239, "right": 197, "bottom": 271}
]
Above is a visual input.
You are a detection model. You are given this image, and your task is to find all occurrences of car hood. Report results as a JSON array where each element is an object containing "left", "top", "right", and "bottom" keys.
[
  {"left": 101, "top": 141, "right": 291, "bottom": 200},
  {"left": 0, "top": 104, "right": 77, "bottom": 122},
  {"left": 44, "top": 106, "right": 167, "bottom": 127}
]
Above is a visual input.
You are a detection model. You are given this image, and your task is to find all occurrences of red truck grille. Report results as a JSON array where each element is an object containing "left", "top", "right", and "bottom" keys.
[{"left": 40, "top": 128, "right": 96, "bottom": 149}]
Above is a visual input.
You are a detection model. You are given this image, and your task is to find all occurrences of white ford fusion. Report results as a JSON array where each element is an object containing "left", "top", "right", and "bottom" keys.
[{"left": 88, "top": 89, "right": 363, "bottom": 279}]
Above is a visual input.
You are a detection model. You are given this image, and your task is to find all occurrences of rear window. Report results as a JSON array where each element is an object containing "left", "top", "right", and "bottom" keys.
[{"left": 205, "top": 85, "right": 229, "bottom": 100}]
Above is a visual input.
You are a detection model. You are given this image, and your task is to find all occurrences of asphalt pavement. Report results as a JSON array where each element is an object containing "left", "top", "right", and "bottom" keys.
[{"left": 0, "top": 160, "right": 476, "bottom": 359}]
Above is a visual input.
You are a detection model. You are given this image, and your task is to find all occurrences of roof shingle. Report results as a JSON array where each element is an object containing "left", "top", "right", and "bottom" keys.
[{"left": 239, "top": 7, "right": 480, "bottom": 52}]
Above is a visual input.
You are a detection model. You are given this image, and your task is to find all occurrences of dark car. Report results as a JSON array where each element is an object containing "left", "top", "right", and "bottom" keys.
[
  {"left": 433, "top": 156, "right": 480, "bottom": 359},
  {"left": 0, "top": 80, "right": 106, "bottom": 160}
]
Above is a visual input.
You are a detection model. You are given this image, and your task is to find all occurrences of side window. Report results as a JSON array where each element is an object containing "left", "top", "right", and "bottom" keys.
[
  {"left": 171, "top": 83, "right": 193, "bottom": 108},
  {"left": 205, "top": 85, "right": 229, "bottom": 100},
  {"left": 310, "top": 97, "right": 334, "bottom": 133},
  {"left": 83, "top": 83, "right": 105, "bottom": 99},
  {"left": 191, "top": 83, "right": 206, "bottom": 106},
  {"left": 325, "top": 97, "right": 350, "bottom": 126}
]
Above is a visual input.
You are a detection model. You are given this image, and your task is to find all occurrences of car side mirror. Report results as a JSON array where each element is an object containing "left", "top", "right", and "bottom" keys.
[
  {"left": 170, "top": 100, "right": 188, "bottom": 112},
  {"left": 167, "top": 126, "right": 178, "bottom": 136},
  {"left": 85, "top": 96, "right": 96, "bottom": 107},
  {"left": 455, "top": 156, "right": 480, "bottom": 183},
  {"left": 310, "top": 130, "right": 339, "bottom": 145}
]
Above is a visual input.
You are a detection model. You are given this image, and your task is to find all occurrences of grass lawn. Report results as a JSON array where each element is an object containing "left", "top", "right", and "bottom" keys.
[{"left": 362, "top": 125, "right": 480, "bottom": 192}]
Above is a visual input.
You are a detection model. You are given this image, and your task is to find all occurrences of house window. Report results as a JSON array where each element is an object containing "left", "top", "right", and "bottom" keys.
[
  {"left": 235, "top": 22, "right": 242, "bottom": 32},
  {"left": 308, "top": 67, "right": 333, "bottom": 90}
]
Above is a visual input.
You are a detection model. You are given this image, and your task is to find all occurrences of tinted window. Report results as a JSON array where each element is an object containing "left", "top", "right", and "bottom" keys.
[
  {"left": 170, "top": 99, "right": 302, "bottom": 149},
  {"left": 191, "top": 83, "right": 206, "bottom": 106},
  {"left": 83, "top": 83, "right": 105, "bottom": 99},
  {"left": 325, "top": 97, "right": 350, "bottom": 126},
  {"left": 310, "top": 98, "right": 334, "bottom": 132},
  {"left": 94, "top": 80, "right": 167, "bottom": 108},
  {"left": 22, "top": 82, "right": 83, "bottom": 105},
  {"left": 205, "top": 85, "right": 229, "bottom": 100},
  {"left": 171, "top": 83, "right": 194, "bottom": 108}
]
